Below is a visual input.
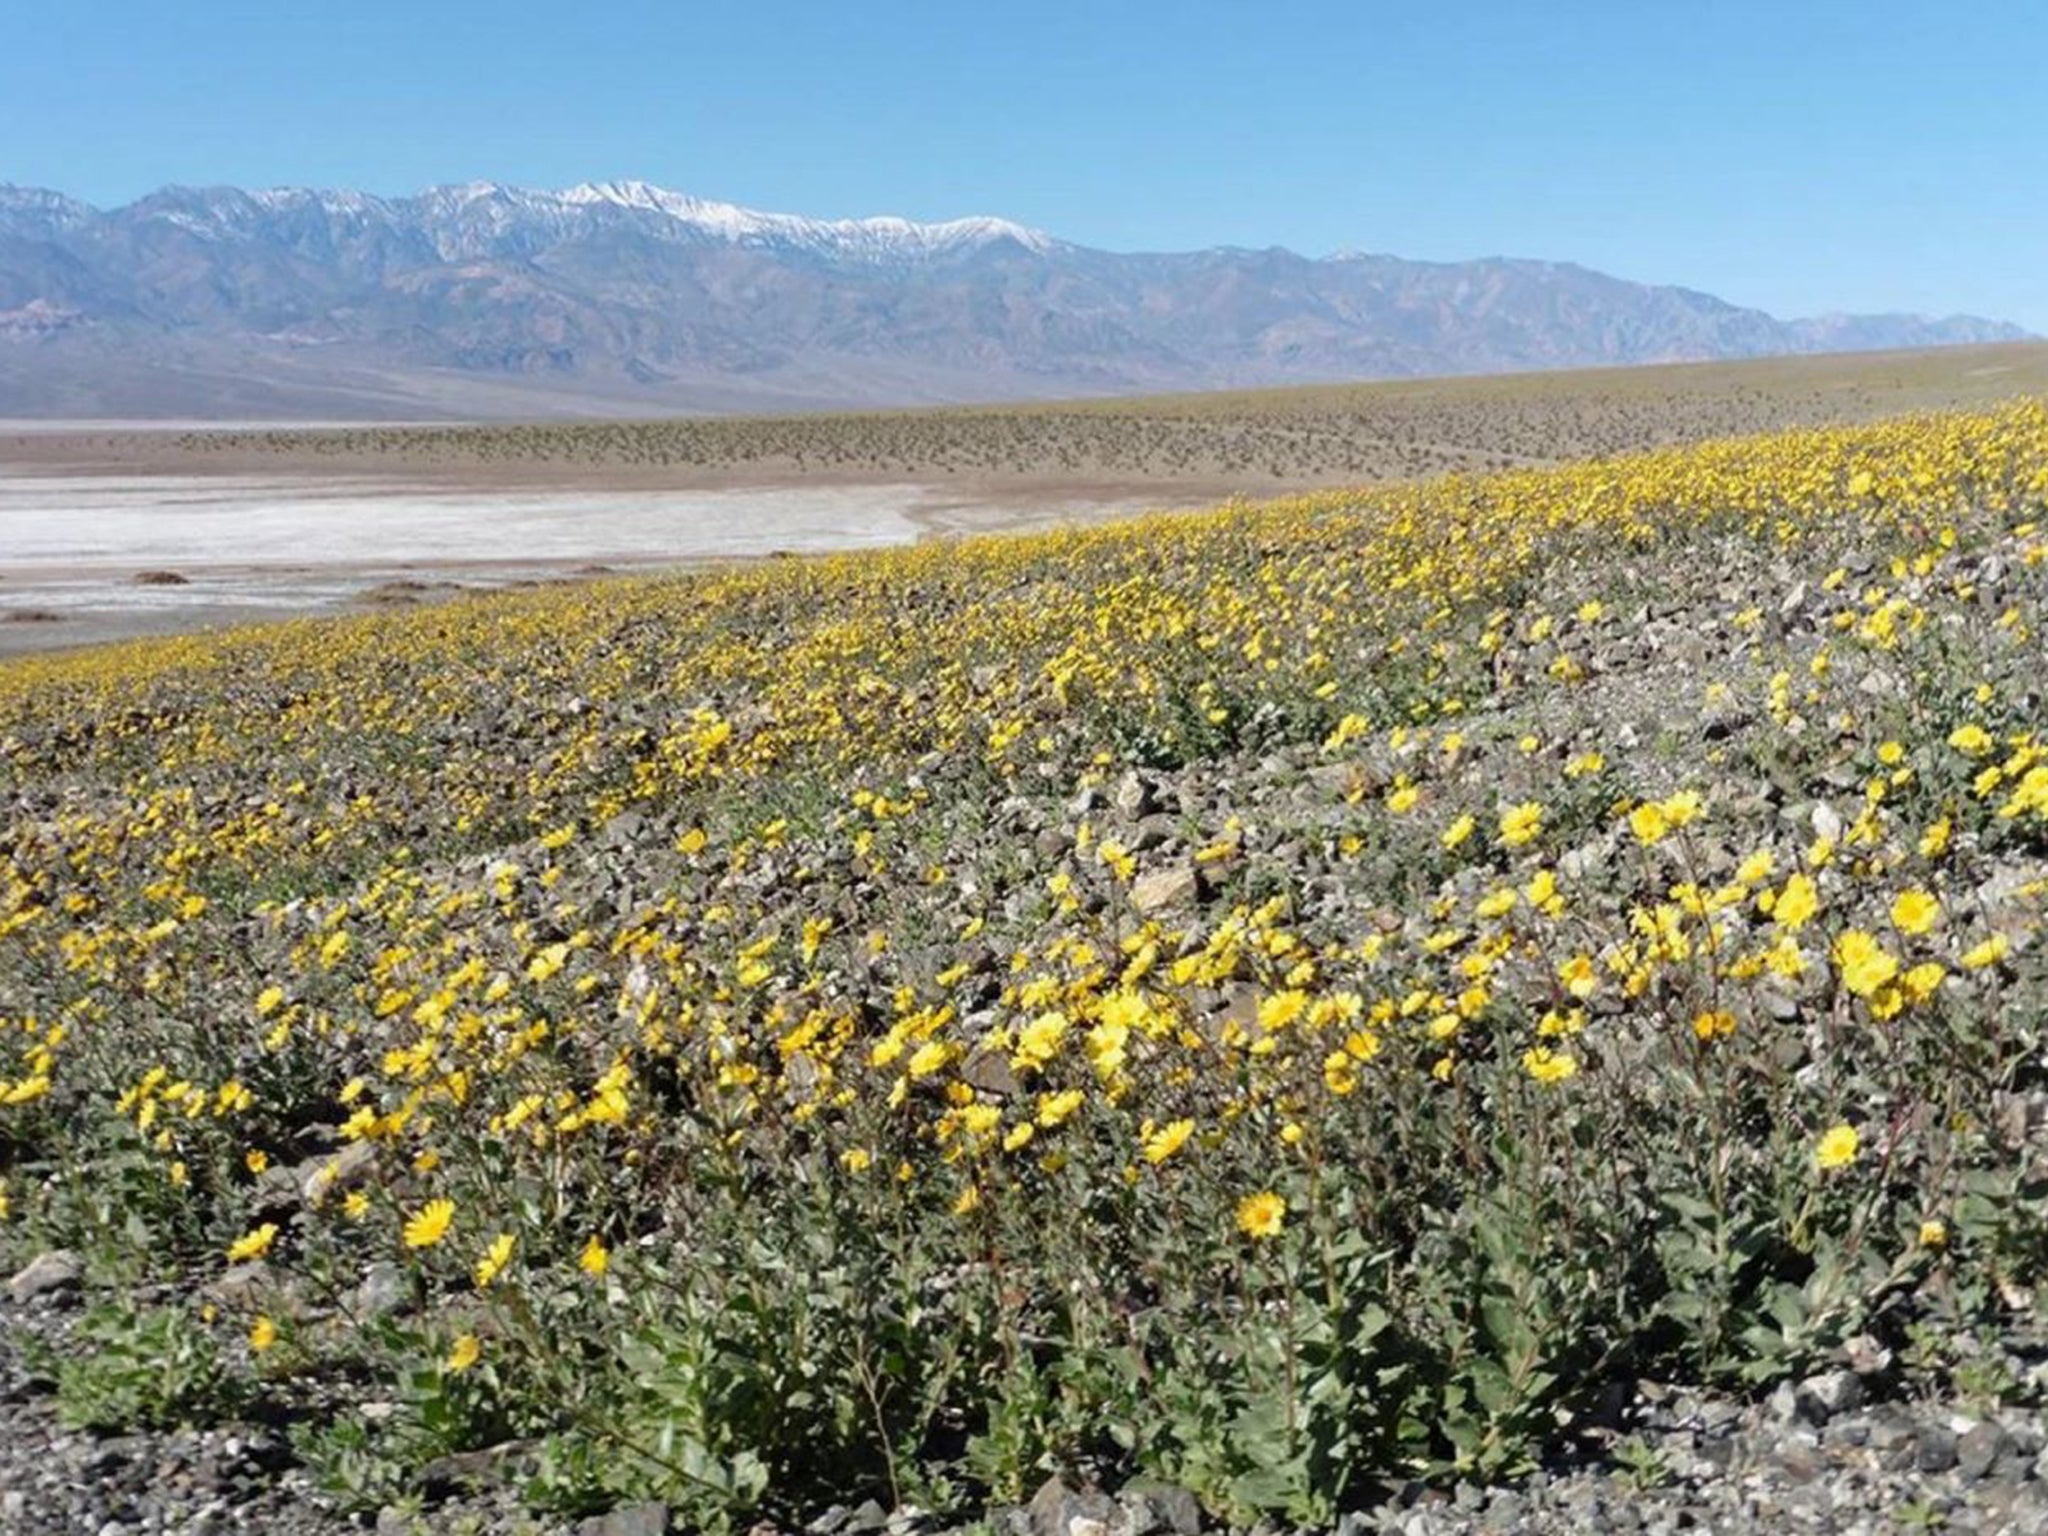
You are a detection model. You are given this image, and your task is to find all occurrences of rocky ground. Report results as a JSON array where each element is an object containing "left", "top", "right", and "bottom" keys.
[
  {"left": 12, "top": 1254, "right": 2048, "bottom": 1535},
  {"left": 7, "top": 409, "right": 2048, "bottom": 1533}
]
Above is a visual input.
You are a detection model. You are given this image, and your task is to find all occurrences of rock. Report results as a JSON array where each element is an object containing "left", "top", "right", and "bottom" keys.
[
  {"left": 600, "top": 810, "right": 648, "bottom": 849},
  {"left": 1794, "top": 1370, "right": 1864, "bottom": 1425},
  {"left": 1767, "top": 1380, "right": 1799, "bottom": 1425},
  {"left": 299, "top": 1141, "right": 377, "bottom": 1206},
  {"left": 203, "top": 1263, "right": 272, "bottom": 1309},
  {"left": 578, "top": 1501, "right": 672, "bottom": 1536},
  {"left": 1130, "top": 813, "right": 1180, "bottom": 853},
  {"left": 1916, "top": 1423, "right": 1959, "bottom": 1474},
  {"left": 1130, "top": 864, "right": 1199, "bottom": 914},
  {"left": 1118, "top": 1478, "right": 1202, "bottom": 1536},
  {"left": 1304, "top": 762, "right": 1359, "bottom": 796},
  {"left": 960, "top": 1048, "right": 1021, "bottom": 1096},
  {"left": 1864, "top": 1404, "right": 1917, "bottom": 1455},
  {"left": 351, "top": 1261, "right": 408, "bottom": 1319},
  {"left": 9, "top": 1248, "right": 83, "bottom": 1303},
  {"left": 1029, "top": 1475, "right": 1118, "bottom": 1536},
  {"left": 1842, "top": 1333, "right": 1893, "bottom": 1379},
  {"left": 843, "top": 1500, "right": 891, "bottom": 1534},
  {"left": 1558, "top": 839, "right": 1609, "bottom": 882},
  {"left": 1113, "top": 771, "right": 1157, "bottom": 818},
  {"left": 1772, "top": 1442, "right": 1825, "bottom": 1483},
  {"left": 417, "top": 1447, "right": 500, "bottom": 1501},
  {"left": 1956, "top": 1420, "right": 2011, "bottom": 1480}
]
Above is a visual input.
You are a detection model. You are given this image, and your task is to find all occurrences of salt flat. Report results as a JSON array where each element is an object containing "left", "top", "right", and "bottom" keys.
[{"left": 0, "top": 470, "right": 1147, "bottom": 656}]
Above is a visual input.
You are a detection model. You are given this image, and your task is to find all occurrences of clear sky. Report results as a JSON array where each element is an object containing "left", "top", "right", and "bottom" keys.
[{"left": 4, "top": 1, "right": 2042, "bottom": 329}]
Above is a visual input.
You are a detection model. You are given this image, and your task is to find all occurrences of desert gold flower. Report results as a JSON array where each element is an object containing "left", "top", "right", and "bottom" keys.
[
  {"left": 1558, "top": 954, "right": 1597, "bottom": 1000},
  {"left": 1736, "top": 849, "right": 1776, "bottom": 885},
  {"left": 579, "top": 1235, "right": 610, "bottom": 1276},
  {"left": 226, "top": 1222, "right": 278, "bottom": 1263},
  {"left": 1692, "top": 1010, "right": 1736, "bottom": 1042},
  {"left": 445, "top": 1334, "right": 481, "bottom": 1373},
  {"left": 1257, "top": 990, "right": 1307, "bottom": 1032},
  {"left": 1661, "top": 791, "right": 1702, "bottom": 828},
  {"left": 1901, "top": 962, "right": 1947, "bottom": 1004},
  {"left": 1037, "top": 1088, "right": 1085, "bottom": 1128},
  {"left": 1814, "top": 1124, "right": 1860, "bottom": 1170},
  {"left": 1498, "top": 802, "right": 1543, "bottom": 848},
  {"left": 473, "top": 1232, "right": 515, "bottom": 1289},
  {"left": 249, "top": 1315, "right": 278, "bottom": 1353},
  {"left": 1963, "top": 933, "right": 2010, "bottom": 970},
  {"left": 1772, "top": 873, "right": 1819, "bottom": 930},
  {"left": 1889, "top": 888, "right": 1941, "bottom": 936},
  {"left": 1522, "top": 1046, "right": 1577, "bottom": 1085},
  {"left": 1833, "top": 930, "right": 1899, "bottom": 998},
  {"left": 1141, "top": 1118, "right": 1196, "bottom": 1164},
  {"left": 1948, "top": 724, "right": 1993, "bottom": 755},
  {"left": 1235, "top": 1190, "right": 1286, "bottom": 1239},
  {"left": 403, "top": 1197, "right": 455, "bottom": 1250}
]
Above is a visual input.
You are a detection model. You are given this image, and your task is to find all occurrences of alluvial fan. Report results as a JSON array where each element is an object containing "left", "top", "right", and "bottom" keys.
[{"left": 2, "top": 401, "right": 2047, "bottom": 1531}]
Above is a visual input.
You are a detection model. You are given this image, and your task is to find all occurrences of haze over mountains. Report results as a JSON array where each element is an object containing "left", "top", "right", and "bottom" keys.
[{"left": 0, "top": 178, "right": 2029, "bottom": 420}]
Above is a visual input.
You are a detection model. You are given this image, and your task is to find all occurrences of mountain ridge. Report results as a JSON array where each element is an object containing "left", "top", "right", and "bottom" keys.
[{"left": 0, "top": 179, "right": 2028, "bottom": 419}]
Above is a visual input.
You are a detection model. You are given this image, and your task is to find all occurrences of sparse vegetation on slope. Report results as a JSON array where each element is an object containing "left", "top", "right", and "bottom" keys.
[
  {"left": 3, "top": 402, "right": 2048, "bottom": 1527},
  {"left": 162, "top": 343, "right": 2048, "bottom": 487}
]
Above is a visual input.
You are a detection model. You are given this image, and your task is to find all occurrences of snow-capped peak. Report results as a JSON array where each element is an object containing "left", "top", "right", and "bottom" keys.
[{"left": 559, "top": 178, "right": 1054, "bottom": 259}]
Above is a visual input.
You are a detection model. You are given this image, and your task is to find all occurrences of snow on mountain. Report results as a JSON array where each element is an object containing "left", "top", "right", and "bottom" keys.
[
  {"left": 132, "top": 178, "right": 1059, "bottom": 264},
  {"left": 556, "top": 178, "right": 1054, "bottom": 259},
  {"left": 0, "top": 185, "right": 99, "bottom": 237},
  {"left": 0, "top": 176, "right": 2030, "bottom": 420}
]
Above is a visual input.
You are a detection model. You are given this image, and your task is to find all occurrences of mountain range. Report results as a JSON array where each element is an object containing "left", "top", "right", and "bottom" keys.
[{"left": 0, "top": 178, "right": 2029, "bottom": 419}]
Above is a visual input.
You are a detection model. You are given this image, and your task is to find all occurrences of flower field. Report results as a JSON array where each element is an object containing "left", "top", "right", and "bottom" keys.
[{"left": 3, "top": 401, "right": 2048, "bottom": 1524}]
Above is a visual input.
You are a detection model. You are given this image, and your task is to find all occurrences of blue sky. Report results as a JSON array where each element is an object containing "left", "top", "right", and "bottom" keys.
[{"left": 4, "top": 1, "right": 2042, "bottom": 329}]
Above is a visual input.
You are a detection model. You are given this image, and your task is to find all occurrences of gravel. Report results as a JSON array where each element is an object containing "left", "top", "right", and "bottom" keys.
[{"left": 10, "top": 1274, "right": 2048, "bottom": 1535}]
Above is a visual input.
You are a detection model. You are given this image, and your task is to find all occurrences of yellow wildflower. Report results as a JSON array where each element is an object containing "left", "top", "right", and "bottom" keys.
[
  {"left": 1814, "top": 1124, "right": 1860, "bottom": 1170},
  {"left": 226, "top": 1223, "right": 278, "bottom": 1263},
  {"left": 1499, "top": 802, "right": 1544, "bottom": 848},
  {"left": 403, "top": 1197, "right": 455, "bottom": 1250},
  {"left": 1889, "top": 888, "right": 1941, "bottom": 936},
  {"left": 1235, "top": 1191, "right": 1286, "bottom": 1239},
  {"left": 1833, "top": 930, "right": 1899, "bottom": 998},
  {"left": 1142, "top": 1118, "right": 1196, "bottom": 1164},
  {"left": 473, "top": 1232, "right": 515, "bottom": 1289}
]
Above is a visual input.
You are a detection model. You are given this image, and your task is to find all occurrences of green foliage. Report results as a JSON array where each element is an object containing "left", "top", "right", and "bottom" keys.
[{"left": 51, "top": 1302, "right": 245, "bottom": 1431}]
